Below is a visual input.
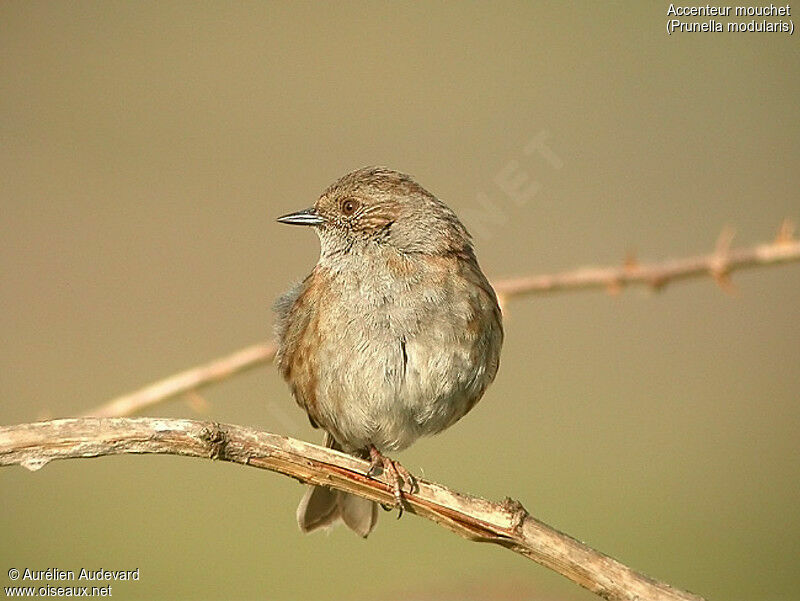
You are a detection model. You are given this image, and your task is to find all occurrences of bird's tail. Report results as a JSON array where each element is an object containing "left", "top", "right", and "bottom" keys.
[{"left": 296, "top": 434, "right": 378, "bottom": 538}]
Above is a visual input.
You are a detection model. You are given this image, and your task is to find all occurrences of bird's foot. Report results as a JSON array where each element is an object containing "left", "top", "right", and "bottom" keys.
[{"left": 367, "top": 445, "right": 416, "bottom": 518}]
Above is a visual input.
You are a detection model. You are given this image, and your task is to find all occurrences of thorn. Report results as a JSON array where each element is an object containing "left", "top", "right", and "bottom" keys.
[
  {"left": 606, "top": 279, "right": 622, "bottom": 296},
  {"left": 776, "top": 219, "right": 796, "bottom": 245},
  {"left": 712, "top": 270, "right": 737, "bottom": 295},
  {"left": 715, "top": 225, "right": 736, "bottom": 256},
  {"left": 710, "top": 226, "right": 736, "bottom": 292},
  {"left": 623, "top": 250, "right": 638, "bottom": 271},
  {"left": 649, "top": 276, "right": 667, "bottom": 292},
  {"left": 184, "top": 391, "right": 211, "bottom": 414}
]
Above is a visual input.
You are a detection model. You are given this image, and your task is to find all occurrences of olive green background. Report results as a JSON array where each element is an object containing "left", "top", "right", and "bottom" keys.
[{"left": 2, "top": 2, "right": 798, "bottom": 600}]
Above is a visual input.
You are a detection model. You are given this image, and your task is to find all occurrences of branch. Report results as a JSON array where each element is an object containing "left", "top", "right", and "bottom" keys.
[
  {"left": 0, "top": 418, "right": 704, "bottom": 601},
  {"left": 492, "top": 223, "right": 800, "bottom": 300},
  {"left": 82, "top": 223, "right": 800, "bottom": 419},
  {"left": 83, "top": 343, "right": 277, "bottom": 418}
]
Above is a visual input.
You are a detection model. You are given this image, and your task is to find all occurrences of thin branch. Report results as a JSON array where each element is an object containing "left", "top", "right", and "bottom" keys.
[
  {"left": 82, "top": 224, "right": 800, "bottom": 419},
  {"left": 0, "top": 418, "right": 704, "bottom": 601},
  {"left": 492, "top": 225, "right": 800, "bottom": 300},
  {"left": 82, "top": 343, "right": 276, "bottom": 417}
]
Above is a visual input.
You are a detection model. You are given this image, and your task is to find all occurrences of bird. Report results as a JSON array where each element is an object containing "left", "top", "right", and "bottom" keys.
[{"left": 274, "top": 166, "right": 503, "bottom": 537}]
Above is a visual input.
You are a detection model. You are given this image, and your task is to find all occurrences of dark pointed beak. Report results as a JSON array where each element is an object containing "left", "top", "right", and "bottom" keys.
[{"left": 276, "top": 208, "right": 325, "bottom": 226}]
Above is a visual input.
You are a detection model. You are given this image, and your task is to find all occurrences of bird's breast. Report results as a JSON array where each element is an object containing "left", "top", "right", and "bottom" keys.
[{"left": 292, "top": 251, "right": 502, "bottom": 452}]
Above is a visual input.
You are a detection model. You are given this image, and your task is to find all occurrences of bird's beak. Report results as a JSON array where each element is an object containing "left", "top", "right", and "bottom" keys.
[{"left": 276, "top": 208, "right": 325, "bottom": 226}]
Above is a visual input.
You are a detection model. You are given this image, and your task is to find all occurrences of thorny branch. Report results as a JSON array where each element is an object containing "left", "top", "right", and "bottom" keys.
[
  {"left": 491, "top": 222, "right": 799, "bottom": 301},
  {"left": 14, "top": 223, "right": 800, "bottom": 600},
  {"left": 83, "top": 343, "right": 277, "bottom": 418},
  {"left": 82, "top": 222, "right": 800, "bottom": 419},
  {"left": 0, "top": 418, "right": 705, "bottom": 601}
]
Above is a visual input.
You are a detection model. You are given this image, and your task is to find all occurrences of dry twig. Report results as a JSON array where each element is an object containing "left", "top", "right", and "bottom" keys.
[
  {"left": 83, "top": 343, "right": 276, "bottom": 417},
  {"left": 16, "top": 225, "right": 799, "bottom": 600},
  {"left": 492, "top": 223, "right": 800, "bottom": 300},
  {"left": 82, "top": 225, "right": 800, "bottom": 419},
  {"left": 0, "top": 417, "right": 704, "bottom": 601}
]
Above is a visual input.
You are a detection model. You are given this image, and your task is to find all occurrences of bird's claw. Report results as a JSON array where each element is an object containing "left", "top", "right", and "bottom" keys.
[{"left": 367, "top": 445, "right": 416, "bottom": 518}]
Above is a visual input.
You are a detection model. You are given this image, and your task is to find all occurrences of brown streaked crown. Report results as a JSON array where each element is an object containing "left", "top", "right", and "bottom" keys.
[{"left": 313, "top": 166, "right": 473, "bottom": 256}]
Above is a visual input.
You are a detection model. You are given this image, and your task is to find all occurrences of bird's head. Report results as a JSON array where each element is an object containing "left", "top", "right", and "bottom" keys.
[{"left": 278, "top": 166, "right": 472, "bottom": 257}]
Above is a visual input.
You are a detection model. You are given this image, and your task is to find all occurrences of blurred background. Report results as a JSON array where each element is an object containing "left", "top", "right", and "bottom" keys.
[{"left": 1, "top": 2, "right": 798, "bottom": 600}]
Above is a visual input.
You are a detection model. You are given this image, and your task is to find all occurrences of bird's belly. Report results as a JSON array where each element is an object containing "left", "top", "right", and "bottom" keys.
[
  {"left": 294, "top": 253, "right": 502, "bottom": 454},
  {"left": 313, "top": 327, "right": 487, "bottom": 453}
]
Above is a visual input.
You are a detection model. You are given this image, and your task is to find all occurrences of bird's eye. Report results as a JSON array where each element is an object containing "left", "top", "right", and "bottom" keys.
[{"left": 341, "top": 199, "right": 360, "bottom": 216}]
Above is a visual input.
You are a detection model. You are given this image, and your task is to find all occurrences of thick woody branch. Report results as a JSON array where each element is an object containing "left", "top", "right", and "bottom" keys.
[
  {"left": 0, "top": 418, "right": 703, "bottom": 601},
  {"left": 82, "top": 225, "right": 800, "bottom": 419}
]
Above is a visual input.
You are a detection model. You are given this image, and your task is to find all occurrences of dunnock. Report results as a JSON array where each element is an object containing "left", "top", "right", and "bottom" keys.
[{"left": 275, "top": 166, "right": 503, "bottom": 537}]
